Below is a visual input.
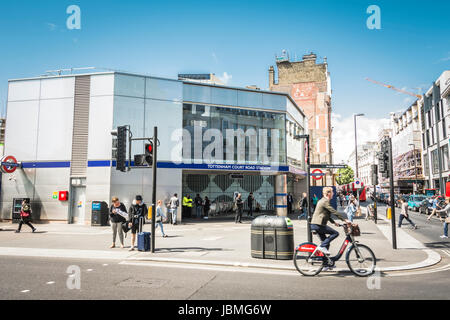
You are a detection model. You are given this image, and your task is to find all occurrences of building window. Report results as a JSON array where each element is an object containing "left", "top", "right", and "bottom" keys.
[
  {"left": 443, "top": 118, "right": 446, "bottom": 139},
  {"left": 441, "top": 144, "right": 449, "bottom": 171},
  {"left": 431, "top": 149, "right": 439, "bottom": 174},
  {"left": 422, "top": 133, "right": 426, "bottom": 149}
]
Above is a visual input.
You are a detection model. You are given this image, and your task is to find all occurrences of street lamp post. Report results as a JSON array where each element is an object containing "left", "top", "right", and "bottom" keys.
[
  {"left": 409, "top": 143, "right": 418, "bottom": 195},
  {"left": 294, "top": 134, "right": 312, "bottom": 242},
  {"left": 354, "top": 113, "right": 364, "bottom": 203}
]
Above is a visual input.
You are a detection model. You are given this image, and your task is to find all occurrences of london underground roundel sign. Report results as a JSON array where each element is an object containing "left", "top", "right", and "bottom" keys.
[
  {"left": 1, "top": 155, "right": 19, "bottom": 174},
  {"left": 312, "top": 169, "right": 325, "bottom": 181}
]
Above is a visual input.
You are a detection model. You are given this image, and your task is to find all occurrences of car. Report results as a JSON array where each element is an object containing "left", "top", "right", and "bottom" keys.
[
  {"left": 407, "top": 195, "right": 427, "bottom": 212},
  {"left": 419, "top": 195, "right": 445, "bottom": 214}
]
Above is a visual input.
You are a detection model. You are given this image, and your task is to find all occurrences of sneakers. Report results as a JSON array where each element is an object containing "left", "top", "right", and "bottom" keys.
[
  {"left": 413, "top": 225, "right": 418, "bottom": 230},
  {"left": 317, "top": 246, "right": 331, "bottom": 255},
  {"left": 322, "top": 265, "right": 336, "bottom": 272},
  {"left": 32, "top": 228, "right": 36, "bottom": 233},
  {"left": 129, "top": 246, "right": 135, "bottom": 251},
  {"left": 15, "top": 230, "right": 20, "bottom": 233},
  {"left": 440, "top": 235, "right": 449, "bottom": 239}
]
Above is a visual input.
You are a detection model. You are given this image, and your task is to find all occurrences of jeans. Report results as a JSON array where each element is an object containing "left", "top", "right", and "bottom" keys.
[
  {"left": 310, "top": 224, "right": 339, "bottom": 249},
  {"left": 444, "top": 222, "right": 448, "bottom": 237},
  {"left": 298, "top": 207, "right": 307, "bottom": 219},
  {"left": 248, "top": 206, "right": 253, "bottom": 217},
  {"left": 18, "top": 219, "right": 34, "bottom": 232},
  {"left": 235, "top": 207, "right": 243, "bottom": 223},
  {"left": 196, "top": 206, "right": 202, "bottom": 218},
  {"left": 398, "top": 214, "right": 415, "bottom": 227},
  {"left": 347, "top": 212, "right": 354, "bottom": 222},
  {"left": 156, "top": 221, "right": 166, "bottom": 236},
  {"left": 111, "top": 222, "right": 124, "bottom": 245},
  {"left": 170, "top": 208, "right": 178, "bottom": 224}
]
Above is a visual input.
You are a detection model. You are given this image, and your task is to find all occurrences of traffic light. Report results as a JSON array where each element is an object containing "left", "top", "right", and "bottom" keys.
[
  {"left": 111, "top": 126, "right": 127, "bottom": 172},
  {"left": 371, "top": 164, "right": 378, "bottom": 185},
  {"left": 378, "top": 139, "right": 390, "bottom": 178},
  {"left": 145, "top": 142, "right": 153, "bottom": 166}
]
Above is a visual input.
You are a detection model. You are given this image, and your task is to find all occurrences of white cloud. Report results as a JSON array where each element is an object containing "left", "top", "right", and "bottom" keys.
[
  {"left": 212, "top": 52, "right": 218, "bottom": 64},
  {"left": 218, "top": 72, "right": 232, "bottom": 85},
  {"left": 46, "top": 23, "right": 57, "bottom": 31},
  {"left": 331, "top": 113, "right": 390, "bottom": 164}
]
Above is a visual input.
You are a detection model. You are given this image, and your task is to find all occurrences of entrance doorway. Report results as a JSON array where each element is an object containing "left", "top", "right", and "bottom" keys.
[{"left": 69, "top": 178, "right": 86, "bottom": 224}]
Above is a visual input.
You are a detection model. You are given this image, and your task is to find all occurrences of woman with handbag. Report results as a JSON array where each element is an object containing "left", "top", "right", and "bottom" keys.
[
  {"left": 434, "top": 197, "right": 450, "bottom": 239},
  {"left": 156, "top": 200, "right": 168, "bottom": 237},
  {"left": 15, "top": 199, "right": 36, "bottom": 233},
  {"left": 109, "top": 197, "right": 127, "bottom": 248}
]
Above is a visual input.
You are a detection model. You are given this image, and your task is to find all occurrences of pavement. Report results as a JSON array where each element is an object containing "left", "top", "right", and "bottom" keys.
[{"left": 0, "top": 207, "right": 442, "bottom": 274}]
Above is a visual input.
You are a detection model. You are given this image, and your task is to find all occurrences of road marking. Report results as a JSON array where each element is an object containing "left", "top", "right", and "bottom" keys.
[
  {"left": 202, "top": 237, "right": 223, "bottom": 241},
  {"left": 119, "top": 260, "right": 301, "bottom": 277},
  {"left": 21, "top": 290, "right": 30, "bottom": 293},
  {"left": 388, "top": 263, "right": 450, "bottom": 277},
  {"left": 102, "top": 264, "right": 108, "bottom": 266},
  {"left": 442, "top": 250, "right": 450, "bottom": 257},
  {"left": 46, "top": 281, "right": 55, "bottom": 285},
  {"left": 86, "top": 269, "right": 93, "bottom": 272}
]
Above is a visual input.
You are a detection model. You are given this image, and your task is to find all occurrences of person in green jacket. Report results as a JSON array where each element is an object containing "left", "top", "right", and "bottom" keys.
[{"left": 310, "top": 187, "right": 349, "bottom": 258}]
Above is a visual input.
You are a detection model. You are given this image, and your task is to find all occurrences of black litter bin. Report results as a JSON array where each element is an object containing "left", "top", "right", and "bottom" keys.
[
  {"left": 91, "top": 201, "right": 109, "bottom": 226},
  {"left": 251, "top": 215, "right": 294, "bottom": 260}
]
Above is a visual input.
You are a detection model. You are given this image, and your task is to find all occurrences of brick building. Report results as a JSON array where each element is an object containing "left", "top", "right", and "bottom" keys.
[{"left": 269, "top": 52, "right": 333, "bottom": 185}]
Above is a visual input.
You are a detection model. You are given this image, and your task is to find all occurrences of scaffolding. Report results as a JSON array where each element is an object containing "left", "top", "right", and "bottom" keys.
[{"left": 393, "top": 149, "right": 423, "bottom": 180}]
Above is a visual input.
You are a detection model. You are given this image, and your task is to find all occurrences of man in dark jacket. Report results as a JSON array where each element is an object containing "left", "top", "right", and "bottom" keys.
[
  {"left": 109, "top": 197, "right": 127, "bottom": 248},
  {"left": 128, "top": 195, "right": 148, "bottom": 251},
  {"left": 235, "top": 193, "right": 244, "bottom": 223},
  {"left": 15, "top": 199, "right": 36, "bottom": 233},
  {"left": 247, "top": 192, "right": 254, "bottom": 217},
  {"left": 194, "top": 194, "right": 203, "bottom": 219},
  {"left": 287, "top": 193, "right": 294, "bottom": 215}
]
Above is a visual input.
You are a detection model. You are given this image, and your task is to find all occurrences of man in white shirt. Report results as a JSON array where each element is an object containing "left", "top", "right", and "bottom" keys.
[{"left": 169, "top": 193, "right": 180, "bottom": 225}]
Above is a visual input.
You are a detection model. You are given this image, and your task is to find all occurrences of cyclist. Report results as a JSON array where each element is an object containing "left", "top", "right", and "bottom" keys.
[{"left": 310, "top": 187, "right": 350, "bottom": 260}]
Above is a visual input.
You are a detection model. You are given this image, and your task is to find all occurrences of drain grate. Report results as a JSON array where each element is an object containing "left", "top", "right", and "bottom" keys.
[{"left": 117, "top": 278, "right": 168, "bottom": 289}]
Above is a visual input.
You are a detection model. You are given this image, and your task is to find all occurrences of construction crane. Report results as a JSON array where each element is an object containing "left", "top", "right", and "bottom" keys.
[{"left": 365, "top": 78, "right": 422, "bottom": 99}]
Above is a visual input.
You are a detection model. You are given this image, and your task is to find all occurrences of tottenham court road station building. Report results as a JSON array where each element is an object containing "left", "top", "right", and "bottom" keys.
[{"left": 1, "top": 71, "right": 308, "bottom": 224}]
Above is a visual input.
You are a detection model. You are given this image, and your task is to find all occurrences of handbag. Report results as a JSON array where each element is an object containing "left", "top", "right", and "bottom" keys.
[{"left": 356, "top": 207, "right": 362, "bottom": 217}]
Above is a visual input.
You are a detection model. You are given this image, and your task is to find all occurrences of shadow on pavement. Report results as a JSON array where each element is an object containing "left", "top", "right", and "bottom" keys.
[
  {"left": 155, "top": 247, "right": 229, "bottom": 253},
  {"left": 423, "top": 241, "right": 450, "bottom": 249}
]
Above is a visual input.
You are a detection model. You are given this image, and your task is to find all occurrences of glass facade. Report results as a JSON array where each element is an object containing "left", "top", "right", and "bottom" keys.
[{"left": 182, "top": 103, "right": 286, "bottom": 165}]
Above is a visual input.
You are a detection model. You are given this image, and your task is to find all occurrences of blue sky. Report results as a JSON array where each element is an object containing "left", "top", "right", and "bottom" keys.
[{"left": 0, "top": 1, "right": 449, "bottom": 128}]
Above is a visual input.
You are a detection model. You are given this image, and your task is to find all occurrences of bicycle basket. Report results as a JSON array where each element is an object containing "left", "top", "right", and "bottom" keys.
[{"left": 345, "top": 224, "right": 361, "bottom": 237}]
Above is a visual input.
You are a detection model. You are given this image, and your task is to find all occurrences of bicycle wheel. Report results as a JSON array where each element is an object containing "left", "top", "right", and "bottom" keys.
[
  {"left": 345, "top": 243, "right": 376, "bottom": 277},
  {"left": 293, "top": 243, "right": 324, "bottom": 276}
]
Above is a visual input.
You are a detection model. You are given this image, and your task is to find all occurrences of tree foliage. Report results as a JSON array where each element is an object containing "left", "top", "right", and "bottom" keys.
[{"left": 336, "top": 166, "right": 355, "bottom": 185}]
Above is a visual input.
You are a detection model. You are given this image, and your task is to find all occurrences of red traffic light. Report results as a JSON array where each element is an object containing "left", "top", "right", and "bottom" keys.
[{"left": 145, "top": 143, "right": 153, "bottom": 154}]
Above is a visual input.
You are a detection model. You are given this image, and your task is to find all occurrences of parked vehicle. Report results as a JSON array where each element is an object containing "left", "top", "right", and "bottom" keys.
[
  {"left": 419, "top": 195, "right": 445, "bottom": 214},
  {"left": 407, "top": 195, "right": 427, "bottom": 212}
]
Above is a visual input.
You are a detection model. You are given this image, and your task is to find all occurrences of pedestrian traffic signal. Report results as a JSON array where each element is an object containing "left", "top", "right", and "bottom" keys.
[
  {"left": 371, "top": 164, "right": 378, "bottom": 185},
  {"left": 378, "top": 140, "right": 390, "bottom": 178},
  {"left": 145, "top": 142, "right": 153, "bottom": 166},
  {"left": 111, "top": 126, "right": 127, "bottom": 172}
]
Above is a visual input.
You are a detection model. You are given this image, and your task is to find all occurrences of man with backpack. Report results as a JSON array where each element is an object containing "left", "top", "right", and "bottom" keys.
[{"left": 128, "top": 195, "right": 148, "bottom": 251}]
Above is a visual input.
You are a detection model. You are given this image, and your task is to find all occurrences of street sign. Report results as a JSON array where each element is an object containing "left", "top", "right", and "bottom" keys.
[
  {"left": 1, "top": 155, "right": 20, "bottom": 174},
  {"left": 312, "top": 169, "right": 325, "bottom": 180},
  {"left": 311, "top": 164, "right": 347, "bottom": 169},
  {"left": 354, "top": 178, "right": 362, "bottom": 189}
]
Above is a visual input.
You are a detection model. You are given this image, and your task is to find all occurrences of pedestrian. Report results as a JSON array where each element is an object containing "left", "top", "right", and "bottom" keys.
[
  {"left": 298, "top": 192, "right": 308, "bottom": 220},
  {"left": 183, "top": 195, "right": 193, "bottom": 218},
  {"left": 109, "top": 197, "right": 127, "bottom": 248},
  {"left": 169, "top": 193, "right": 180, "bottom": 225},
  {"left": 247, "top": 192, "right": 254, "bottom": 217},
  {"left": 345, "top": 194, "right": 350, "bottom": 206},
  {"left": 345, "top": 198, "right": 357, "bottom": 222},
  {"left": 235, "top": 193, "right": 244, "bottom": 223},
  {"left": 433, "top": 197, "right": 450, "bottom": 239},
  {"left": 398, "top": 198, "right": 418, "bottom": 229},
  {"left": 194, "top": 194, "right": 203, "bottom": 219},
  {"left": 128, "top": 195, "right": 148, "bottom": 251},
  {"left": 155, "top": 200, "right": 168, "bottom": 237},
  {"left": 428, "top": 196, "right": 444, "bottom": 222},
  {"left": 287, "top": 193, "right": 294, "bottom": 215},
  {"left": 312, "top": 194, "right": 319, "bottom": 211},
  {"left": 15, "top": 199, "right": 36, "bottom": 233},
  {"left": 203, "top": 196, "right": 211, "bottom": 219}
]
